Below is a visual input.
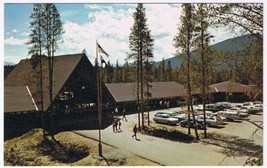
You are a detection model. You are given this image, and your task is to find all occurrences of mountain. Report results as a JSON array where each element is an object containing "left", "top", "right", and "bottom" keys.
[{"left": 154, "top": 34, "right": 257, "bottom": 68}]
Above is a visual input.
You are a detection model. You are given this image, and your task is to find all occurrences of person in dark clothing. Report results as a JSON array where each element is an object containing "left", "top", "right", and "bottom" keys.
[
  {"left": 115, "top": 119, "right": 118, "bottom": 131},
  {"left": 122, "top": 107, "right": 128, "bottom": 121},
  {"left": 113, "top": 120, "right": 116, "bottom": 133},
  {"left": 132, "top": 124, "right": 138, "bottom": 139},
  {"left": 118, "top": 120, "right": 121, "bottom": 130}
]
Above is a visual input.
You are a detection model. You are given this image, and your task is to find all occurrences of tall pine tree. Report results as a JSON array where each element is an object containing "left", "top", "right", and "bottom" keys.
[
  {"left": 129, "top": 3, "right": 154, "bottom": 129},
  {"left": 173, "top": 4, "right": 199, "bottom": 140},
  {"left": 27, "top": 4, "right": 45, "bottom": 55},
  {"left": 27, "top": 3, "right": 64, "bottom": 139},
  {"left": 194, "top": 4, "right": 213, "bottom": 138}
]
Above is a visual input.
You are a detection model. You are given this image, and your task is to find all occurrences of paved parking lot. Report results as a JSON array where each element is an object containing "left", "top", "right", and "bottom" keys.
[
  {"left": 75, "top": 106, "right": 263, "bottom": 166},
  {"left": 139, "top": 107, "right": 263, "bottom": 145}
]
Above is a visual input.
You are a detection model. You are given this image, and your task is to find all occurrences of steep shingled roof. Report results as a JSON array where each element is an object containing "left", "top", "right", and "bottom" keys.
[
  {"left": 105, "top": 82, "right": 186, "bottom": 103},
  {"left": 4, "top": 53, "right": 89, "bottom": 112},
  {"left": 4, "top": 86, "right": 37, "bottom": 113}
]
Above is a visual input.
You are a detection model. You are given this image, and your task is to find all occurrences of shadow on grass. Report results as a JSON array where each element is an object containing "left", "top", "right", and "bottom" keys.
[
  {"left": 201, "top": 132, "right": 263, "bottom": 158},
  {"left": 207, "top": 125, "right": 225, "bottom": 129},
  {"left": 37, "top": 138, "right": 89, "bottom": 163},
  {"left": 142, "top": 126, "right": 195, "bottom": 143}
]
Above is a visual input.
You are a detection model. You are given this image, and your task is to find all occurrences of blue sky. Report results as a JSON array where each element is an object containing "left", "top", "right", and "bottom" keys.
[{"left": 3, "top": 2, "right": 242, "bottom": 65}]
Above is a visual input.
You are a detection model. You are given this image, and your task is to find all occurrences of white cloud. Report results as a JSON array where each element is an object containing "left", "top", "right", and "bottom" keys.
[
  {"left": 145, "top": 4, "right": 182, "bottom": 60},
  {"left": 58, "top": 4, "right": 238, "bottom": 65},
  {"left": 84, "top": 4, "right": 112, "bottom": 11},
  {"left": 4, "top": 3, "right": 247, "bottom": 66},
  {"left": 208, "top": 26, "right": 245, "bottom": 45},
  {"left": 20, "top": 32, "right": 29, "bottom": 37},
  {"left": 60, "top": 5, "right": 136, "bottom": 65},
  {"left": 12, "top": 29, "right": 18, "bottom": 33},
  {"left": 59, "top": 4, "right": 183, "bottom": 65},
  {"left": 4, "top": 36, "right": 27, "bottom": 45}
]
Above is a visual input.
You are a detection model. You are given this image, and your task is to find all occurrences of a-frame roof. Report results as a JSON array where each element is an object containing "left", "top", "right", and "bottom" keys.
[
  {"left": 4, "top": 86, "right": 37, "bottom": 113},
  {"left": 4, "top": 53, "right": 91, "bottom": 112},
  {"left": 105, "top": 81, "right": 186, "bottom": 103}
]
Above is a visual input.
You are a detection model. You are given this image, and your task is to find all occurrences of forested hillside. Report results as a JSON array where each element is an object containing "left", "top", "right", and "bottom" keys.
[{"left": 154, "top": 33, "right": 258, "bottom": 68}]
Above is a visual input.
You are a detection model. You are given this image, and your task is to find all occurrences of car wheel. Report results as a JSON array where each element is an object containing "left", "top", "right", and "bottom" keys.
[
  {"left": 180, "top": 123, "right": 185, "bottom": 127},
  {"left": 167, "top": 121, "right": 171, "bottom": 125},
  {"left": 206, "top": 123, "right": 211, "bottom": 127}
]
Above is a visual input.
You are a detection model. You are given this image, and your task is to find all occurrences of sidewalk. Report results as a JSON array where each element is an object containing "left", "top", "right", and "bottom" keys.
[{"left": 74, "top": 112, "right": 248, "bottom": 166}]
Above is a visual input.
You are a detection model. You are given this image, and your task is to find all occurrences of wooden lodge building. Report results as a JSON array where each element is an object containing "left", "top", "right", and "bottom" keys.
[
  {"left": 105, "top": 82, "right": 186, "bottom": 113},
  {"left": 208, "top": 81, "right": 251, "bottom": 102},
  {"left": 4, "top": 53, "right": 253, "bottom": 139},
  {"left": 4, "top": 53, "right": 113, "bottom": 139}
]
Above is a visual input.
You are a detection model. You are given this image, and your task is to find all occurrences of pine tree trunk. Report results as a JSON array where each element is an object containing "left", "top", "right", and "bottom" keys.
[
  {"left": 201, "top": 19, "right": 207, "bottom": 138},
  {"left": 140, "top": 38, "right": 144, "bottom": 129},
  {"left": 137, "top": 51, "right": 140, "bottom": 130},
  {"left": 186, "top": 4, "right": 199, "bottom": 140}
]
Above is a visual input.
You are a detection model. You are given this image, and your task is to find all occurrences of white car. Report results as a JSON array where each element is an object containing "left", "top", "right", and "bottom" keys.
[
  {"left": 242, "top": 103, "right": 261, "bottom": 114},
  {"left": 228, "top": 107, "right": 249, "bottom": 118},
  {"left": 155, "top": 110, "right": 183, "bottom": 116},
  {"left": 196, "top": 115, "right": 224, "bottom": 127},
  {"left": 217, "top": 110, "right": 239, "bottom": 121},
  {"left": 153, "top": 113, "right": 179, "bottom": 126},
  {"left": 156, "top": 110, "right": 187, "bottom": 122},
  {"left": 253, "top": 101, "right": 263, "bottom": 111}
]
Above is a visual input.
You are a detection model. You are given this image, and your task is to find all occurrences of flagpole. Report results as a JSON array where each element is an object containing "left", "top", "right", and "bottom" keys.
[{"left": 96, "top": 40, "right": 103, "bottom": 157}]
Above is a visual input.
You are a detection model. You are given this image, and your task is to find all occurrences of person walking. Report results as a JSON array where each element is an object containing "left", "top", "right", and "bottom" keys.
[
  {"left": 122, "top": 107, "right": 128, "bottom": 121},
  {"left": 115, "top": 106, "right": 119, "bottom": 114},
  {"left": 115, "top": 119, "right": 118, "bottom": 132},
  {"left": 132, "top": 124, "right": 138, "bottom": 139},
  {"left": 118, "top": 120, "right": 122, "bottom": 131},
  {"left": 112, "top": 120, "right": 116, "bottom": 133}
]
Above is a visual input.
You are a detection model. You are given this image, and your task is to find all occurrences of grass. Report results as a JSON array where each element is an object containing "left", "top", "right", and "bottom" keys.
[{"left": 4, "top": 128, "right": 159, "bottom": 166}]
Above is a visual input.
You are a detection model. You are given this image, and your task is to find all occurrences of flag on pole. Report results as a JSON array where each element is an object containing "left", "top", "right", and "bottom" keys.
[
  {"left": 100, "top": 56, "right": 107, "bottom": 68},
  {"left": 97, "top": 42, "right": 109, "bottom": 57}
]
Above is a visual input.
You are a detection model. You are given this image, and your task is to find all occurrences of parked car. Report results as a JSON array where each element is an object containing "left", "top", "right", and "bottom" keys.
[
  {"left": 196, "top": 115, "right": 224, "bottom": 126},
  {"left": 214, "top": 102, "right": 233, "bottom": 110},
  {"left": 227, "top": 107, "right": 249, "bottom": 118},
  {"left": 217, "top": 110, "right": 239, "bottom": 121},
  {"left": 179, "top": 118, "right": 205, "bottom": 129},
  {"left": 195, "top": 110, "right": 214, "bottom": 117},
  {"left": 216, "top": 114, "right": 227, "bottom": 121},
  {"left": 242, "top": 103, "right": 261, "bottom": 114},
  {"left": 171, "top": 113, "right": 187, "bottom": 122},
  {"left": 254, "top": 104, "right": 263, "bottom": 111},
  {"left": 155, "top": 110, "right": 176, "bottom": 116},
  {"left": 196, "top": 104, "right": 222, "bottom": 113},
  {"left": 155, "top": 110, "right": 187, "bottom": 122},
  {"left": 253, "top": 101, "right": 262, "bottom": 105},
  {"left": 153, "top": 113, "right": 179, "bottom": 126}
]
